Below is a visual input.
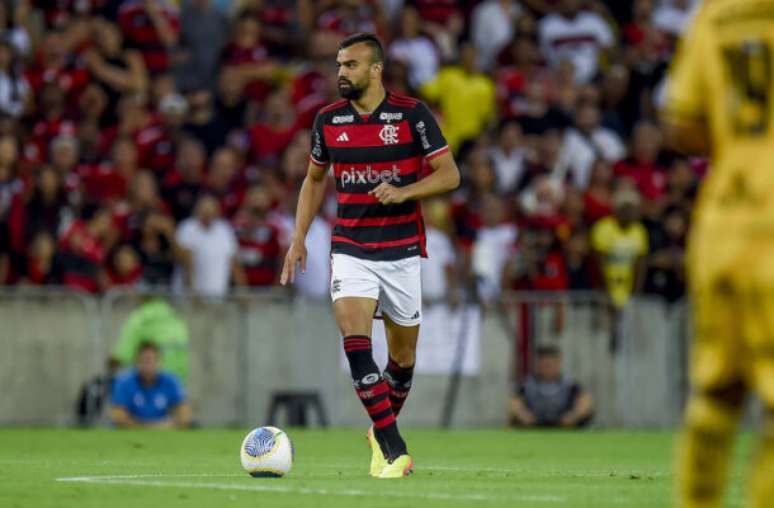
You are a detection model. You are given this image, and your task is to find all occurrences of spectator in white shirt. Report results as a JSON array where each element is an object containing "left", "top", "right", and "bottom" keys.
[
  {"left": 387, "top": 6, "right": 439, "bottom": 89},
  {"left": 471, "top": 0, "right": 522, "bottom": 72},
  {"left": 420, "top": 197, "right": 457, "bottom": 304},
  {"left": 556, "top": 102, "right": 625, "bottom": 189},
  {"left": 174, "top": 194, "right": 245, "bottom": 298},
  {"left": 472, "top": 193, "right": 518, "bottom": 303},
  {"left": 652, "top": 0, "right": 694, "bottom": 36},
  {"left": 489, "top": 119, "right": 527, "bottom": 194},
  {"left": 538, "top": 0, "right": 614, "bottom": 84},
  {"left": 0, "top": 41, "right": 29, "bottom": 118}
]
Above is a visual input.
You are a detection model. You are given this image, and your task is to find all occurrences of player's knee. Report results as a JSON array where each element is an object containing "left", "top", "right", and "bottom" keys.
[
  {"left": 336, "top": 314, "right": 370, "bottom": 337},
  {"left": 389, "top": 348, "right": 415, "bottom": 368}
]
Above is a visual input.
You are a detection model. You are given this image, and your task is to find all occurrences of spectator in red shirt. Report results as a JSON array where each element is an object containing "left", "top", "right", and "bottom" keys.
[
  {"left": 233, "top": 184, "right": 282, "bottom": 287},
  {"left": 79, "top": 135, "right": 138, "bottom": 205},
  {"left": 26, "top": 83, "right": 77, "bottom": 166},
  {"left": 25, "top": 31, "right": 90, "bottom": 102},
  {"left": 496, "top": 35, "right": 554, "bottom": 120},
  {"left": 118, "top": 0, "right": 180, "bottom": 75},
  {"left": 613, "top": 120, "right": 666, "bottom": 201},
  {"left": 58, "top": 203, "right": 112, "bottom": 293},
  {"left": 137, "top": 92, "right": 187, "bottom": 176},
  {"left": 247, "top": 90, "right": 298, "bottom": 165},
  {"left": 520, "top": 225, "right": 569, "bottom": 291},
  {"left": 583, "top": 159, "right": 614, "bottom": 224},
  {"left": 221, "top": 13, "right": 277, "bottom": 104},
  {"left": 108, "top": 243, "right": 144, "bottom": 288},
  {"left": 20, "top": 231, "right": 62, "bottom": 285}
]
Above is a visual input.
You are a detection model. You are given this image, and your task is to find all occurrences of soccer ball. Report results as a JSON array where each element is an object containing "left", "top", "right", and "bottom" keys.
[{"left": 240, "top": 426, "right": 294, "bottom": 477}]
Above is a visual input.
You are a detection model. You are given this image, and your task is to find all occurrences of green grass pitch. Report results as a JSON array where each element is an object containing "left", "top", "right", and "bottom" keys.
[{"left": 0, "top": 429, "right": 752, "bottom": 507}]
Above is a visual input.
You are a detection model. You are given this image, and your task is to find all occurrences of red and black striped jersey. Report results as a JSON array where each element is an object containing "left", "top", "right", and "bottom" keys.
[{"left": 310, "top": 91, "right": 449, "bottom": 261}]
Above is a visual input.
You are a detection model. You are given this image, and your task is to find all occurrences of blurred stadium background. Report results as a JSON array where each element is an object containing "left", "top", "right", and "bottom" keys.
[{"left": 0, "top": 0, "right": 708, "bottom": 430}]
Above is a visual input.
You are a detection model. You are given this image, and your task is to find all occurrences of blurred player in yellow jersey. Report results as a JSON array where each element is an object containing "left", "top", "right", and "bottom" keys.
[{"left": 661, "top": 1, "right": 774, "bottom": 507}]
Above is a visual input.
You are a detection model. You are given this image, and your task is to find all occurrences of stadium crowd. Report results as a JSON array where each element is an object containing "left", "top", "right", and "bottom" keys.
[{"left": 0, "top": 0, "right": 699, "bottom": 306}]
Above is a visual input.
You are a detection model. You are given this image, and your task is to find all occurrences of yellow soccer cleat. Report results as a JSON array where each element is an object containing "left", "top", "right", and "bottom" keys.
[
  {"left": 367, "top": 425, "right": 388, "bottom": 477},
  {"left": 377, "top": 454, "right": 413, "bottom": 479}
]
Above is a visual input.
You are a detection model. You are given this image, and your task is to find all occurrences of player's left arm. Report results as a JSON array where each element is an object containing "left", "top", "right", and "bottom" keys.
[
  {"left": 371, "top": 152, "right": 460, "bottom": 204},
  {"left": 370, "top": 103, "right": 460, "bottom": 204}
]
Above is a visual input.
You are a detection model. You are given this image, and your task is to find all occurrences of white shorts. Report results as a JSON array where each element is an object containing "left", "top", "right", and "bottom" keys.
[{"left": 330, "top": 253, "right": 422, "bottom": 327}]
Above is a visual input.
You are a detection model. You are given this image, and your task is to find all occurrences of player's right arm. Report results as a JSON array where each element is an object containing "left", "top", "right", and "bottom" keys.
[
  {"left": 280, "top": 162, "right": 328, "bottom": 285},
  {"left": 281, "top": 112, "right": 330, "bottom": 286}
]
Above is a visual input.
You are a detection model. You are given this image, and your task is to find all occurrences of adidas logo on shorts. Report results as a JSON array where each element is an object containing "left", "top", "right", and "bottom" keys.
[
  {"left": 331, "top": 279, "right": 342, "bottom": 294},
  {"left": 411, "top": 311, "right": 420, "bottom": 320},
  {"left": 336, "top": 132, "right": 350, "bottom": 142}
]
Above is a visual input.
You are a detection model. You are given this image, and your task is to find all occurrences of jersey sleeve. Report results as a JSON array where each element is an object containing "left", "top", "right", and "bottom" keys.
[
  {"left": 661, "top": 8, "right": 708, "bottom": 123},
  {"left": 413, "top": 102, "right": 449, "bottom": 161},
  {"left": 310, "top": 112, "right": 329, "bottom": 167}
]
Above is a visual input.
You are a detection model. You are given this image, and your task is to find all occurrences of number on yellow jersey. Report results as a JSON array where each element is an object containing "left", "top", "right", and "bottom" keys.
[{"left": 722, "top": 40, "right": 772, "bottom": 136}]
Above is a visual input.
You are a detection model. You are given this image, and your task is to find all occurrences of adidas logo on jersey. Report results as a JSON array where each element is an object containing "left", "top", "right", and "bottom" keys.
[{"left": 336, "top": 132, "right": 350, "bottom": 142}]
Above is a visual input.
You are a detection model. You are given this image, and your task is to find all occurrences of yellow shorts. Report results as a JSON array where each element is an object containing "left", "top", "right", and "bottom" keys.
[{"left": 691, "top": 280, "right": 774, "bottom": 406}]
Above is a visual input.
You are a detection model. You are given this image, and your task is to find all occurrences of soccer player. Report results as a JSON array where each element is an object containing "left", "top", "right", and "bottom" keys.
[
  {"left": 280, "top": 33, "right": 460, "bottom": 478},
  {"left": 662, "top": 2, "right": 774, "bottom": 506}
]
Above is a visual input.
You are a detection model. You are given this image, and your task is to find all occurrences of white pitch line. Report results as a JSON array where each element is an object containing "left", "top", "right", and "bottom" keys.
[{"left": 56, "top": 474, "right": 567, "bottom": 504}]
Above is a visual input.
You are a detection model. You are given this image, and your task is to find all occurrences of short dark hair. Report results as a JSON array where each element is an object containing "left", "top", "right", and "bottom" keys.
[
  {"left": 536, "top": 345, "right": 560, "bottom": 358},
  {"left": 137, "top": 341, "right": 160, "bottom": 356},
  {"left": 339, "top": 32, "right": 384, "bottom": 63}
]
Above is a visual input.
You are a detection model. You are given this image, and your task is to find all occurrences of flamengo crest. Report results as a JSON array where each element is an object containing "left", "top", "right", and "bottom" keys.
[{"left": 379, "top": 124, "right": 400, "bottom": 145}]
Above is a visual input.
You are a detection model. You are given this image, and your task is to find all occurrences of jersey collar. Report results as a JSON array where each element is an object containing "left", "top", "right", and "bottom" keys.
[{"left": 347, "top": 90, "right": 390, "bottom": 124}]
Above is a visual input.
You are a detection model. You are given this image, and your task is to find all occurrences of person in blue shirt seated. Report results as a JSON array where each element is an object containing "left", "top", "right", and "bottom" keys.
[{"left": 111, "top": 341, "right": 192, "bottom": 429}]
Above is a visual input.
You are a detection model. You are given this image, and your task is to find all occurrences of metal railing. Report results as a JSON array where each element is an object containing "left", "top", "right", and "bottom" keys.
[{"left": 0, "top": 286, "right": 693, "bottom": 428}]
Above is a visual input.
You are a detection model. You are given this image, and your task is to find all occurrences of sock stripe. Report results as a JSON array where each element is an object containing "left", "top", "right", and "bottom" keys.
[
  {"left": 370, "top": 408, "right": 394, "bottom": 422},
  {"left": 384, "top": 358, "right": 415, "bottom": 418},
  {"left": 366, "top": 397, "right": 392, "bottom": 415},
  {"left": 344, "top": 344, "right": 372, "bottom": 352},
  {"left": 373, "top": 413, "right": 396, "bottom": 429}
]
